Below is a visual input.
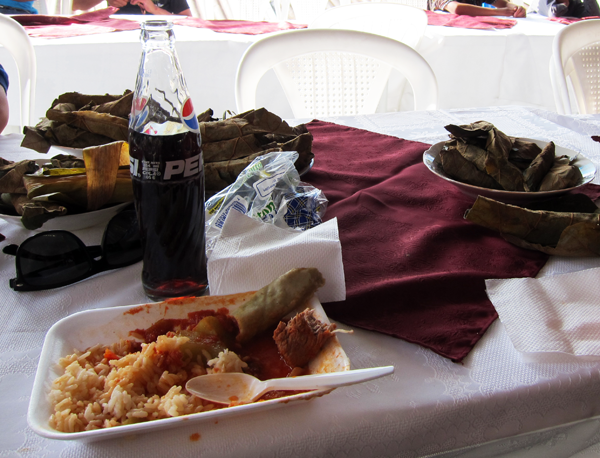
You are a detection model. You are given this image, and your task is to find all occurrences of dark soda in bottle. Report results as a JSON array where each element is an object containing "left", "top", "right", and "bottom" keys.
[{"left": 129, "top": 20, "right": 207, "bottom": 300}]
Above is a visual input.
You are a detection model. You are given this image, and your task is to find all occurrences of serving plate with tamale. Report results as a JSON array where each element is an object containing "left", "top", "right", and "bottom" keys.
[
  {"left": 423, "top": 138, "right": 596, "bottom": 204},
  {"left": 0, "top": 141, "right": 133, "bottom": 230}
]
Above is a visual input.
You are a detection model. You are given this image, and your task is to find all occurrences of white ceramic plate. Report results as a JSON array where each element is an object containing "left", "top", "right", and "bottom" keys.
[
  {"left": 28, "top": 294, "right": 350, "bottom": 441},
  {"left": 49, "top": 145, "right": 84, "bottom": 157},
  {"left": 423, "top": 138, "right": 597, "bottom": 204}
]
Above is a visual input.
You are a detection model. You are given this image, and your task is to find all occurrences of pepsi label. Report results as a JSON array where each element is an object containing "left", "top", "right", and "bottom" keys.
[
  {"left": 130, "top": 153, "right": 203, "bottom": 182},
  {"left": 181, "top": 98, "right": 199, "bottom": 133}
]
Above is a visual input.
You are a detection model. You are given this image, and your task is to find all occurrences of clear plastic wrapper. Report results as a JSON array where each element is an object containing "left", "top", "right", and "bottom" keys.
[{"left": 205, "top": 151, "right": 327, "bottom": 257}]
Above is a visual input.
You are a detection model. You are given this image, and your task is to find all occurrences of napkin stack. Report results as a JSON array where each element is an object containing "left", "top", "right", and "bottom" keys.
[
  {"left": 486, "top": 268, "right": 600, "bottom": 360},
  {"left": 207, "top": 209, "right": 346, "bottom": 304}
]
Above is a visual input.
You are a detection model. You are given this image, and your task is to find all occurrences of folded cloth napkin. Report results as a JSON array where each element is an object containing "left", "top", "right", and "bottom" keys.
[
  {"left": 304, "top": 120, "right": 600, "bottom": 362},
  {"left": 207, "top": 209, "right": 345, "bottom": 304},
  {"left": 173, "top": 17, "right": 306, "bottom": 35},
  {"left": 425, "top": 10, "right": 517, "bottom": 29},
  {"left": 486, "top": 268, "right": 600, "bottom": 358},
  {"left": 13, "top": 7, "right": 140, "bottom": 38}
]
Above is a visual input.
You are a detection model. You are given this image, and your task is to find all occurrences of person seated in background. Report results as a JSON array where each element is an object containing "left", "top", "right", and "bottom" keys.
[
  {"left": 0, "top": 65, "right": 9, "bottom": 135},
  {"left": 428, "top": 0, "right": 527, "bottom": 16},
  {"left": 537, "top": 0, "right": 599, "bottom": 18},
  {"left": 0, "top": 0, "right": 37, "bottom": 14},
  {"left": 72, "top": 0, "right": 191, "bottom": 15}
]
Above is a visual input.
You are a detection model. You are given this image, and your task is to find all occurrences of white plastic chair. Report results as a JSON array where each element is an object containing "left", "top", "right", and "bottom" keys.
[
  {"left": 281, "top": 0, "right": 330, "bottom": 23},
  {"left": 309, "top": 2, "right": 428, "bottom": 50},
  {"left": 235, "top": 28, "right": 438, "bottom": 117},
  {"left": 0, "top": 14, "right": 37, "bottom": 130},
  {"left": 551, "top": 19, "right": 600, "bottom": 115},
  {"left": 219, "top": 0, "right": 278, "bottom": 21}
]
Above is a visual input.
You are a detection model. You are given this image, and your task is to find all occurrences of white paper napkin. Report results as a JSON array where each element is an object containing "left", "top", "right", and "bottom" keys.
[
  {"left": 486, "top": 267, "right": 600, "bottom": 358},
  {"left": 207, "top": 210, "right": 346, "bottom": 303}
]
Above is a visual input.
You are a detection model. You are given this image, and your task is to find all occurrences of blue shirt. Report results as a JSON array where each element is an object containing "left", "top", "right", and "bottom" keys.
[
  {"left": 0, "top": 0, "right": 37, "bottom": 13},
  {"left": 0, "top": 65, "right": 8, "bottom": 95}
]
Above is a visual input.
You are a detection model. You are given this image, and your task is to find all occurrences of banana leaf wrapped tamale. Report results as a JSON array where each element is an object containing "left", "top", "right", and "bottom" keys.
[
  {"left": 0, "top": 159, "right": 39, "bottom": 194},
  {"left": 523, "top": 141, "right": 555, "bottom": 191},
  {"left": 465, "top": 195, "right": 600, "bottom": 256},
  {"left": 231, "top": 267, "right": 326, "bottom": 343},
  {"left": 439, "top": 147, "right": 502, "bottom": 189},
  {"left": 45, "top": 110, "right": 128, "bottom": 142},
  {"left": 539, "top": 154, "right": 583, "bottom": 191},
  {"left": 21, "top": 91, "right": 133, "bottom": 154},
  {"left": 510, "top": 138, "right": 543, "bottom": 167}
]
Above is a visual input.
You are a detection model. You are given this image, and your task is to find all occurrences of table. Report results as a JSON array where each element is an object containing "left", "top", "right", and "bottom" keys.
[
  {"left": 0, "top": 13, "right": 567, "bottom": 133},
  {"left": 2, "top": 105, "right": 600, "bottom": 458}
]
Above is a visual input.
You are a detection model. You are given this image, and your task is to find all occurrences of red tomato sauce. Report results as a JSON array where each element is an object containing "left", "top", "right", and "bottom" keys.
[
  {"left": 130, "top": 308, "right": 237, "bottom": 343},
  {"left": 129, "top": 309, "right": 295, "bottom": 382}
]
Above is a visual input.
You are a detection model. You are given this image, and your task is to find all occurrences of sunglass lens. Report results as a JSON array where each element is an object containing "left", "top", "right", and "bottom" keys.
[
  {"left": 103, "top": 210, "right": 143, "bottom": 267},
  {"left": 17, "top": 232, "right": 92, "bottom": 288}
]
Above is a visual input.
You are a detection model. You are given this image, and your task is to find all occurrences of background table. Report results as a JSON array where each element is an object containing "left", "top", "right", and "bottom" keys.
[
  {"left": 0, "top": 14, "right": 566, "bottom": 133},
  {"left": 2, "top": 106, "right": 600, "bottom": 457}
]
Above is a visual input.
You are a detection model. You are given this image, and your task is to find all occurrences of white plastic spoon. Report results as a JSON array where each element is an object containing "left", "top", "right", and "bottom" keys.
[{"left": 186, "top": 366, "right": 394, "bottom": 405}]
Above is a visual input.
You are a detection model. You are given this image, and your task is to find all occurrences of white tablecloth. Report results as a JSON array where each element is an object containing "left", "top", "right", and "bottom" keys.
[
  {"left": 0, "top": 14, "right": 566, "bottom": 132},
  {"left": 3, "top": 106, "right": 600, "bottom": 457}
]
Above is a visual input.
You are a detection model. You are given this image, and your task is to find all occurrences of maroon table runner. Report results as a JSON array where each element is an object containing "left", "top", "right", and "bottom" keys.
[
  {"left": 305, "top": 120, "right": 600, "bottom": 362},
  {"left": 425, "top": 10, "right": 517, "bottom": 29}
]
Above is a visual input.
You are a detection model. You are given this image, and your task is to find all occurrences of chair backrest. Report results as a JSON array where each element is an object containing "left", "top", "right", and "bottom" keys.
[
  {"left": 220, "top": 0, "right": 277, "bottom": 21},
  {"left": 59, "top": 0, "right": 72, "bottom": 15},
  {"left": 283, "top": 0, "right": 330, "bottom": 23},
  {"left": 0, "top": 14, "right": 37, "bottom": 129},
  {"left": 235, "top": 28, "right": 438, "bottom": 118},
  {"left": 551, "top": 19, "right": 600, "bottom": 115},
  {"left": 309, "top": 2, "right": 428, "bottom": 50}
]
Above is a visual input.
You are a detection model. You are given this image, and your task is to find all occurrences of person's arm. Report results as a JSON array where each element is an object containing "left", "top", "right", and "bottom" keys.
[
  {"left": 0, "top": 65, "right": 8, "bottom": 135},
  {"left": 490, "top": 0, "right": 528, "bottom": 15},
  {"left": 73, "top": 0, "right": 132, "bottom": 9},
  {"left": 0, "top": 87, "right": 9, "bottom": 135},
  {"left": 445, "top": 0, "right": 526, "bottom": 16}
]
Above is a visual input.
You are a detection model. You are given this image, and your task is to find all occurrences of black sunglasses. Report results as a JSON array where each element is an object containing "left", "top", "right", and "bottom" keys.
[{"left": 3, "top": 206, "right": 142, "bottom": 292}]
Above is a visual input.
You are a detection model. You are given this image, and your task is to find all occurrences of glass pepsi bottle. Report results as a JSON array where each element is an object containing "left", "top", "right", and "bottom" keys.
[{"left": 129, "top": 20, "right": 208, "bottom": 301}]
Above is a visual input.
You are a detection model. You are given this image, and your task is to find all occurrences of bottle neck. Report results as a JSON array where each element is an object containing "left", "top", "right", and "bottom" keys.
[{"left": 140, "top": 20, "right": 175, "bottom": 50}]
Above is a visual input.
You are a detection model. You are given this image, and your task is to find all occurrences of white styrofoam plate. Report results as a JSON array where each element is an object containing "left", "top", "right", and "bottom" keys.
[{"left": 28, "top": 294, "right": 350, "bottom": 441}]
